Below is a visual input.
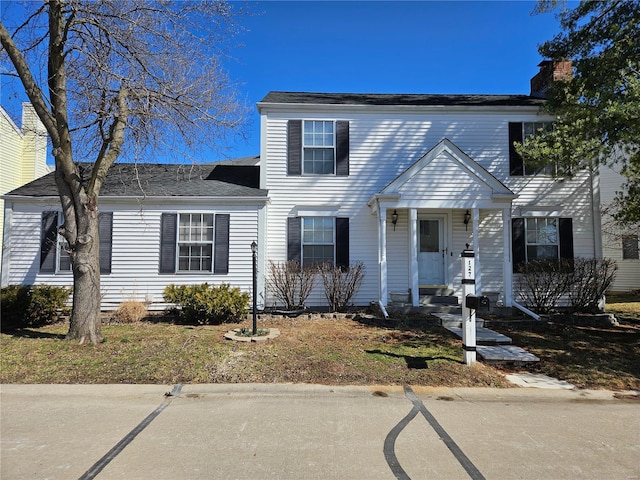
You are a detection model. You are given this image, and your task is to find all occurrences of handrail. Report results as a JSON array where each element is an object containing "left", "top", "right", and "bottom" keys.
[
  {"left": 512, "top": 301, "right": 540, "bottom": 320},
  {"left": 378, "top": 300, "right": 389, "bottom": 319}
]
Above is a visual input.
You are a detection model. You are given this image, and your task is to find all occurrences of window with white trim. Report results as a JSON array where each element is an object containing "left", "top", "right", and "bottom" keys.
[
  {"left": 522, "top": 122, "right": 555, "bottom": 175},
  {"left": 177, "top": 213, "right": 214, "bottom": 272},
  {"left": 622, "top": 234, "right": 639, "bottom": 260},
  {"left": 526, "top": 217, "right": 559, "bottom": 260},
  {"left": 40, "top": 211, "right": 112, "bottom": 274},
  {"left": 58, "top": 215, "right": 71, "bottom": 271},
  {"left": 303, "top": 120, "right": 335, "bottom": 175},
  {"left": 512, "top": 217, "right": 573, "bottom": 272},
  {"left": 302, "top": 217, "right": 335, "bottom": 266}
]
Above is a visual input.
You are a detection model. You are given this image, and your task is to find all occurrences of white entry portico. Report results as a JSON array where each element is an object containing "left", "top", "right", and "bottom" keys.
[{"left": 368, "top": 138, "right": 517, "bottom": 308}]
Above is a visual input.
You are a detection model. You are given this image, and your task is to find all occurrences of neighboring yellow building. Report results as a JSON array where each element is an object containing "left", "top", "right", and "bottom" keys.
[{"left": 1, "top": 103, "right": 50, "bottom": 271}]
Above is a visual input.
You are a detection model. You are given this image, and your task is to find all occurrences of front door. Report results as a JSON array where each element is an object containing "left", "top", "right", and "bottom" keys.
[{"left": 418, "top": 217, "right": 445, "bottom": 285}]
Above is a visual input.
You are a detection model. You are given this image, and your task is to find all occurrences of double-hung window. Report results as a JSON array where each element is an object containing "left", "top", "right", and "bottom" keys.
[
  {"left": 512, "top": 216, "right": 574, "bottom": 272},
  {"left": 509, "top": 121, "right": 557, "bottom": 176},
  {"left": 40, "top": 211, "right": 113, "bottom": 274},
  {"left": 159, "top": 212, "right": 230, "bottom": 274},
  {"left": 525, "top": 217, "right": 558, "bottom": 260},
  {"left": 287, "top": 216, "right": 349, "bottom": 269},
  {"left": 622, "top": 235, "right": 639, "bottom": 260},
  {"left": 287, "top": 120, "right": 349, "bottom": 176},
  {"left": 178, "top": 213, "right": 214, "bottom": 272},
  {"left": 303, "top": 121, "right": 335, "bottom": 174},
  {"left": 302, "top": 217, "right": 335, "bottom": 266},
  {"left": 522, "top": 122, "right": 555, "bottom": 175}
]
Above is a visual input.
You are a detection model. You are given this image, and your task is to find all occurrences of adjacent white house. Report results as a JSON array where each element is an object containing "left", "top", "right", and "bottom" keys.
[
  {"left": 1, "top": 159, "right": 268, "bottom": 310},
  {"left": 599, "top": 163, "right": 640, "bottom": 292},
  {"left": 0, "top": 103, "right": 50, "bottom": 263},
  {"left": 1, "top": 63, "right": 608, "bottom": 311}
]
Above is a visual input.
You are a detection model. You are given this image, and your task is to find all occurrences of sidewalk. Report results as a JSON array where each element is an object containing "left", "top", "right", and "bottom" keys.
[{"left": 2, "top": 384, "right": 639, "bottom": 480}]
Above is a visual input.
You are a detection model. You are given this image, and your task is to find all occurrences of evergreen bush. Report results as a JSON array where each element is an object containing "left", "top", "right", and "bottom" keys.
[
  {"left": 1, "top": 284, "right": 71, "bottom": 329},
  {"left": 163, "top": 283, "right": 249, "bottom": 324}
]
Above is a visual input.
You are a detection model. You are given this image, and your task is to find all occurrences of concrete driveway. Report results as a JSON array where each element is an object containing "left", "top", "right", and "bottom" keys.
[{"left": 1, "top": 384, "right": 639, "bottom": 479}]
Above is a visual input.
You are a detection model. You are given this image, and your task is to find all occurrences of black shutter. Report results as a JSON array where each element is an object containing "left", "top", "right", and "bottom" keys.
[
  {"left": 287, "top": 120, "right": 302, "bottom": 176},
  {"left": 335, "top": 217, "right": 349, "bottom": 269},
  {"left": 214, "top": 214, "right": 230, "bottom": 274},
  {"left": 559, "top": 218, "right": 574, "bottom": 260},
  {"left": 98, "top": 212, "right": 113, "bottom": 274},
  {"left": 159, "top": 213, "right": 177, "bottom": 274},
  {"left": 336, "top": 121, "right": 349, "bottom": 176},
  {"left": 40, "top": 211, "right": 58, "bottom": 273},
  {"left": 512, "top": 218, "right": 526, "bottom": 273},
  {"left": 509, "top": 122, "right": 524, "bottom": 176},
  {"left": 287, "top": 217, "right": 301, "bottom": 263}
]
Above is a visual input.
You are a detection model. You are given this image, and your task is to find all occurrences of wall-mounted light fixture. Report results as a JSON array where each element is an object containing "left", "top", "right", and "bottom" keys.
[
  {"left": 391, "top": 210, "right": 398, "bottom": 231},
  {"left": 464, "top": 210, "right": 471, "bottom": 231}
]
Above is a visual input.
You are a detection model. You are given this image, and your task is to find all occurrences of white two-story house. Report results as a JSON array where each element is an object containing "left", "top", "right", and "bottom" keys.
[
  {"left": 1, "top": 63, "right": 603, "bottom": 312},
  {"left": 256, "top": 86, "right": 600, "bottom": 311}
]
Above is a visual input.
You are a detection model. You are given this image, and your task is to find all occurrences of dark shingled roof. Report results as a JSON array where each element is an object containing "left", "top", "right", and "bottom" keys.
[
  {"left": 6, "top": 160, "right": 267, "bottom": 198},
  {"left": 260, "top": 91, "right": 545, "bottom": 107}
]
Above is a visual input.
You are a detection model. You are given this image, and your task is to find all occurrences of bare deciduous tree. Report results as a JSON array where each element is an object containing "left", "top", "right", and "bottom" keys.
[{"left": 0, "top": 0, "right": 248, "bottom": 344}]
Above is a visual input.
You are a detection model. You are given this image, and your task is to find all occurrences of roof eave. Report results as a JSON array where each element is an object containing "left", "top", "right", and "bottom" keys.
[
  {"left": 258, "top": 102, "right": 546, "bottom": 115},
  {"left": 3, "top": 194, "right": 270, "bottom": 205}
]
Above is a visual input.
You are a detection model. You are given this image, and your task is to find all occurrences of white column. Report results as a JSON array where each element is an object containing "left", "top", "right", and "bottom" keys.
[
  {"left": 502, "top": 207, "right": 513, "bottom": 307},
  {"left": 379, "top": 207, "right": 388, "bottom": 306},
  {"left": 409, "top": 208, "right": 419, "bottom": 306},
  {"left": 461, "top": 249, "right": 477, "bottom": 365},
  {"left": 472, "top": 208, "right": 481, "bottom": 294}
]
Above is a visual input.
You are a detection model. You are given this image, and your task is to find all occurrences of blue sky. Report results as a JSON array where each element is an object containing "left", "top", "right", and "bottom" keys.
[
  {"left": 223, "top": 0, "right": 569, "bottom": 158},
  {"left": 1, "top": 1, "right": 571, "bottom": 161}
]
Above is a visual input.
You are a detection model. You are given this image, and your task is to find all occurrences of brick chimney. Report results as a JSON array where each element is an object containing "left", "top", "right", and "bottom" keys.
[{"left": 530, "top": 60, "right": 573, "bottom": 98}]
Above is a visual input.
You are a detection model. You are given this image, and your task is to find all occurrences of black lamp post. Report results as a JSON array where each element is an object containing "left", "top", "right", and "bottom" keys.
[{"left": 251, "top": 241, "right": 258, "bottom": 335}]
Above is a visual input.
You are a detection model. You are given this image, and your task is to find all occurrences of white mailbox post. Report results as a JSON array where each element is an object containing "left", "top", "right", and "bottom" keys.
[{"left": 461, "top": 248, "right": 477, "bottom": 365}]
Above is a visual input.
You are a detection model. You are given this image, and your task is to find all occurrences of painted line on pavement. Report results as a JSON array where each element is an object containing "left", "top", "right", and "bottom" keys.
[
  {"left": 78, "top": 384, "right": 183, "bottom": 480},
  {"left": 383, "top": 386, "right": 486, "bottom": 480}
]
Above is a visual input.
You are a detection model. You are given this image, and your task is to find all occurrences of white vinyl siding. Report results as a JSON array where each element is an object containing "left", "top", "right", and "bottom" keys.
[
  {"left": 600, "top": 164, "right": 640, "bottom": 292},
  {"left": 4, "top": 203, "right": 262, "bottom": 310},
  {"left": 1, "top": 105, "right": 49, "bottom": 267},
  {"left": 262, "top": 107, "right": 596, "bottom": 306}
]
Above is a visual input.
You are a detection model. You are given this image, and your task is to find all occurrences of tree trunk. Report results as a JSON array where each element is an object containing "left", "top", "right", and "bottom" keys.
[{"left": 65, "top": 208, "right": 103, "bottom": 344}]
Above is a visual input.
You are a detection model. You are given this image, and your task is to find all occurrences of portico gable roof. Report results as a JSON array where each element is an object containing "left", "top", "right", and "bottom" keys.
[{"left": 369, "top": 138, "right": 516, "bottom": 210}]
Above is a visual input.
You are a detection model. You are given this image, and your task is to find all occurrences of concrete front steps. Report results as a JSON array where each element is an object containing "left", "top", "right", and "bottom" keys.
[
  {"left": 433, "top": 313, "right": 540, "bottom": 365},
  {"left": 387, "top": 289, "right": 462, "bottom": 315}
]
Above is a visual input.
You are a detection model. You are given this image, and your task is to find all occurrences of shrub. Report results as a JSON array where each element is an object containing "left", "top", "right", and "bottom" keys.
[
  {"left": 517, "top": 257, "right": 618, "bottom": 314},
  {"left": 1, "top": 284, "right": 71, "bottom": 329},
  {"left": 266, "top": 260, "right": 315, "bottom": 310},
  {"left": 163, "top": 283, "right": 249, "bottom": 325},
  {"left": 567, "top": 258, "right": 617, "bottom": 313},
  {"left": 517, "top": 259, "right": 572, "bottom": 314},
  {"left": 319, "top": 262, "right": 365, "bottom": 312},
  {"left": 111, "top": 301, "right": 148, "bottom": 323},
  {"left": 1, "top": 285, "right": 29, "bottom": 328}
]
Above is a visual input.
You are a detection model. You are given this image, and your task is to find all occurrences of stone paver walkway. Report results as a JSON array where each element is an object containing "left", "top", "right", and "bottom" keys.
[{"left": 505, "top": 373, "right": 575, "bottom": 389}]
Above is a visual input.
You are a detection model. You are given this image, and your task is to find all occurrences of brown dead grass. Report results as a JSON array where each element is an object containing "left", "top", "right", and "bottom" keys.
[
  {"left": 1, "top": 310, "right": 638, "bottom": 390},
  {"left": 496, "top": 315, "right": 640, "bottom": 391},
  {"left": 0, "top": 314, "right": 509, "bottom": 387}
]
